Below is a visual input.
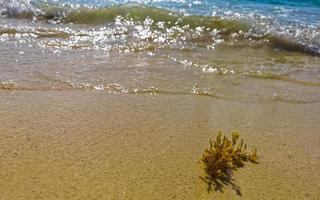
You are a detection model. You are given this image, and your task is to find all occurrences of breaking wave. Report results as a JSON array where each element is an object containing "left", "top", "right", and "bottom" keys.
[{"left": 0, "top": 0, "right": 319, "bottom": 55}]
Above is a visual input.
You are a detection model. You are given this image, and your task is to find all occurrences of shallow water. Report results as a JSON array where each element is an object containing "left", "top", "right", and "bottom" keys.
[
  {"left": 0, "top": 0, "right": 320, "bottom": 103},
  {"left": 1, "top": 40, "right": 320, "bottom": 103}
]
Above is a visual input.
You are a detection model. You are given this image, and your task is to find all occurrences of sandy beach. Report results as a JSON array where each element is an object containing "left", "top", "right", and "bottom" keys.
[
  {"left": 0, "top": 90, "right": 319, "bottom": 199},
  {"left": 1, "top": 0, "right": 320, "bottom": 199}
]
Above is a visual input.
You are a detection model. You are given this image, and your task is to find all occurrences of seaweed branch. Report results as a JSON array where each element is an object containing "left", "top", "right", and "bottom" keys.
[{"left": 200, "top": 131, "right": 258, "bottom": 195}]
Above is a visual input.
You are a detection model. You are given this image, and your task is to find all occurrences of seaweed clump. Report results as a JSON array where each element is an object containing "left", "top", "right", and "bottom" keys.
[{"left": 200, "top": 131, "right": 258, "bottom": 194}]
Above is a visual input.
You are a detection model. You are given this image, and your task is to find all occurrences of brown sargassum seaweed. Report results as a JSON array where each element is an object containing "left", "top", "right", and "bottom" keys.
[{"left": 200, "top": 131, "right": 258, "bottom": 195}]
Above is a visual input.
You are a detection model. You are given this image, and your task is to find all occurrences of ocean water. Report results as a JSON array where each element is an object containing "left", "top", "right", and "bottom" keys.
[{"left": 0, "top": 0, "right": 319, "bottom": 103}]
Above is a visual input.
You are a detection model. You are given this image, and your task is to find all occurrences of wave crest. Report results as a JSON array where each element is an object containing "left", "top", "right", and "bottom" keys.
[{"left": 0, "top": 1, "right": 319, "bottom": 56}]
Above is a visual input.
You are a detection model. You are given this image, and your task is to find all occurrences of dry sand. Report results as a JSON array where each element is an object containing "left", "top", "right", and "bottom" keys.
[{"left": 0, "top": 91, "right": 319, "bottom": 199}]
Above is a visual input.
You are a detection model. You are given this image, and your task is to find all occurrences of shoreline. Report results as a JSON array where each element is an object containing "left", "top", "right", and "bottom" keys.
[{"left": 0, "top": 90, "right": 319, "bottom": 199}]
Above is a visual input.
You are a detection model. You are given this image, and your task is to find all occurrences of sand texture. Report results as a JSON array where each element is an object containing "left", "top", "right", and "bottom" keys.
[{"left": 0, "top": 91, "right": 319, "bottom": 199}]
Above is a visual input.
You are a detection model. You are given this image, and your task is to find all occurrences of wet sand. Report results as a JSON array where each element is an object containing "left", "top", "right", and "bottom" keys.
[{"left": 0, "top": 91, "right": 319, "bottom": 199}]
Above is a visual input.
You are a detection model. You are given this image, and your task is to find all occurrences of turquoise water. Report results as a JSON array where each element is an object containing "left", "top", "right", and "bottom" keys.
[{"left": 43, "top": 0, "right": 320, "bottom": 24}]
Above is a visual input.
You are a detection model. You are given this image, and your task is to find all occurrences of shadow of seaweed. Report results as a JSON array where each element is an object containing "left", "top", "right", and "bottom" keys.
[{"left": 199, "top": 169, "right": 242, "bottom": 196}]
